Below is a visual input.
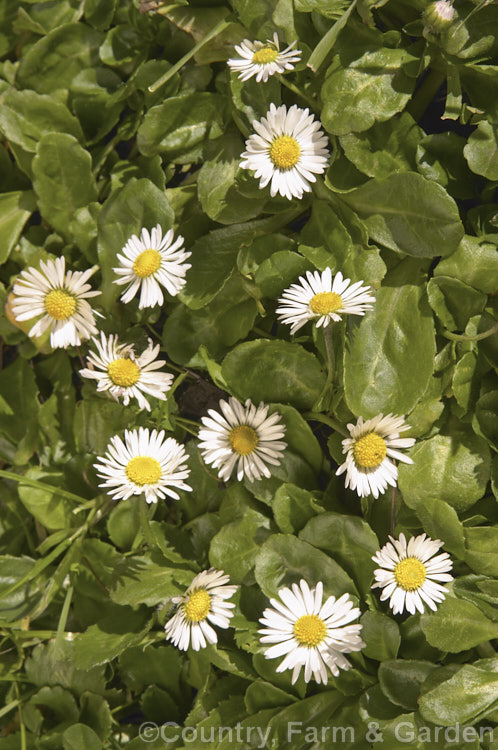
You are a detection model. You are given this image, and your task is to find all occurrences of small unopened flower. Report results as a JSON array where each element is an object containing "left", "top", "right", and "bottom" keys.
[
  {"left": 164, "top": 569, "right": 237, "bottom": 651},
  {"left": 228, "top": 32, "right": 301, "bottom": 83},
  {"left": 79, "top": 332, "right": 173, "bottom": 411},
  {"left": 336, "top": 414, "right": 415, "bottom": 499},
  {"left": 198, "top": 397, "right": 286, "bottom": 483},
  {"left": 372, "top": 533, "right": 454, "bottom": 615},
  {"left": 113, "top": 225, "right": 191, "bottom": 309},
  {"left": 240, "top": 104, "right": 329, "bottom": 201},
  {"left": 259, "top": 580, "right": 365, "bottom": 685},
  {"left": 277, "top": 268, "right": 375, "bottom": 334},
  {"left": 11, "top": 257, "right": 100, "bottom": 349},
  {"left": 423, "top": 0, "right": 455, "bottom": 32},
  {"left": 95, "top": 428, "right": 192, "bottom": 503}
]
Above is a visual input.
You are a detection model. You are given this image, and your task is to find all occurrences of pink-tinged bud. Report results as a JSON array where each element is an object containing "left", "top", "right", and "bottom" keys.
[{"left": 423, "top": 0, "right": 456, "bottom": 32}]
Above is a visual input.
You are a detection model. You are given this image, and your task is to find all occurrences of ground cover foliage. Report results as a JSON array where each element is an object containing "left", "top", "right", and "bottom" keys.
[{"left": 0, "top": 0, "right": 497, "bottom": 747}]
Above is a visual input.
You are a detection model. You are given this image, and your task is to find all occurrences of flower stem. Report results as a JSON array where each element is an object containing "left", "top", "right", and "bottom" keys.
[
  {"left": 442, "top": 321, "right": 498, "bottom": 342},
  {"left": 276, "top": 74, "right": 318, "bottom": 109},
  {"left": 148, "top": 16, "right": 232, "bottom": 93},
  {"left": 390, "top": 485, "right": 397, "bottom": 536},
  {"left": 139, "top": 499, "right": 156, "bottom": 548},
  {"left": 323, "top": 325, "right": 335, "bottom": 387},
  {"left": 406, "top": 68, "right": 446, "bottom": 123},
  {"left": 304, "top": 412, "right": 348, "bottom": 437}
]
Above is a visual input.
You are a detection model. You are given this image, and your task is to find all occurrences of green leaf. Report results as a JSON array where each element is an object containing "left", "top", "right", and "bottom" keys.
[
  {"left": 416, "top": 132, "right": 474, "bottom": 200},
  {"left": 181, "top": 209, "right": 300, "bottom": 309},
  {"left": 162, "top": 275, "right": 258, "bottom": 365},
  {"left": 427, "top": 276, "right": 487, "bottom": 332},
  {"left": 97, "top": 178, "right": 174, "bottom": 310},
  {"left": 17, "top": 468, "right": 76, "bottom": 531},
  {"left": 434, "top": 236, "right": 498, "bottom": 295},
  {"left": 475, "top": 390, "right": 498, "bottom": 451},
  {"left": 32, "top": 133, "right": 97, "bottom": 240},
  {"left": 321, "top": 48, "right": 416, "bottom": 135},
  {"left": 72, "top": 607, "right": 150, "bottom": 669},
  {"left": 137, "top": 93, "right": 225, "bottom": 162},
  {"left": 340, "top": 112, "right": 421, "bottom": 179},
  {"left": 360, "top": 612, "right": 401, "bottom": 662},
  {"left": 273, "top": 404, "right": 323, "bottom": 473},
  {"left": 465, "top": 527, "right": 498, "bottom": 578},
  {"left": 300, "top": 512, "right": 378, "bottom": 596},
  {"left": 222, "top": 339, "right": 326, "bottom": 411},
  {"left": 110, "top": 554, "right": 187, "bottom": 607},
  {"left": 412, "top": 498, "right": 465, "bottom": 558},
  {"left": 0, "top": 190, "right": 35, "bottom": 263},
  {"left": 255, "top": 251, "right": 311, "bottom": 299},
  {"left": 343, "top": 284, "right": 435, "bottom": 418},
  {"left": 464, "top": 120, "right": 498, "bottom": 180},
  {"left": 254, "top": 534, "right": 357, "bottom": 599},
  {"left": 16, "top": 22, "right": 103, "bottom": 94},
  {"left": 197, "top": 132, "right": 266, "bottom": 224},
  {"left": 398, "top": 429, "right": 491, "bottom": 513},
  {"left": 342, "top": 172, "right": 464, "bottom": 257},
  {"left": 209, "top": 508, "right": 271, "bottom": 583},
  {"left": 378, "top": 659, "right": 437, "bottom": 710},
  {"left": 62, "top": 723, "right": 103, "bottom": 750},
  {"left": 244, "top": 680, "right": 296, "bottom": 713},
  {"left": 421, "top": 597, "right": 498, "bottom": 653},
  {"left": 453, "top": 351, "right": 479, "bottom": 412},
  {"left": 73, "top": 398, "right": 133, "bottom": 455},
  {"left": 0, "top": 87, "right": 84, "bottom": 152},
  {"left": 272, "top": 484, "right": 324, "bottom": 535},
  {"left": 419, "top": 664, "right": 498, "bottom": 726},
  {"left": 0, "top": 555, "right": 49, "bottom": 623}
]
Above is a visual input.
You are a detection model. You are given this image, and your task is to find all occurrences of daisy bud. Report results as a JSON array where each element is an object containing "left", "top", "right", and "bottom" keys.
[{"left": 423, "top": 0, "right": 456, "bottom": 33}]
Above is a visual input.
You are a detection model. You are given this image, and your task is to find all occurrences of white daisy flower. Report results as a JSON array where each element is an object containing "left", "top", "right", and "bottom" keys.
[
  {"left": 259, "top": 580, "right": 365, "bottom": 685},
  {"left": 164, "top": 568, "right": 237, "bottom": 651},
  {"left": 372, "top": 533, "right": 454, "bottom": 615},
  {"left": 336, "top": 414, "right": 415, "bottom": 499},
  {"left": 94, "top": 427, "right": 192, "bottom": 503},
  {"left": 198, "top": 397, "right": 286, "bottom": 483},
  {"left": 113, "top": 224, "right": 191, "bottom": 309},
  {"left": 11, "top": 257, "right": 101, "bottom": 349},
  {"left": 227, "top": 32, "right": 301, "bottom": 83},
  {"left": 79, "top": 332, "right": 173, "bottom": 412},
  {"left": 276, "top": 268, "right": 375, "bottom": 334},
  {"left": 240, "top": 103, "right": 329, "bottom": 200}
]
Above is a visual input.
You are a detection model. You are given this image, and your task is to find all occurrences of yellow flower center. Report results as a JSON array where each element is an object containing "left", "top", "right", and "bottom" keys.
[
  {"left": 125, "top": 456, "right": 162, "bottom": 486},
  {"left": 133, "top": 249, "right": 161, "bottom": 278},
  {"left": 44, "top": 289, "right": 77, "bottom": 320},
  {"left": 107, "top": 358, "right": 140, "bottom": 387},
  {"left": 293, "top": 614, "right": 327, "bottom": 647},
  {"left": 394, "top": 557, "right": 427, "bottom": 591},
  {"left": 229, "top": 425, "right": 259, "bottom": 456},
  {"left": 309, "top": 291, "right": 343, "bottom": 315},
  {"left": 269, "top": 136, "right": 301, "bottom": 170},
  {"left": 353, "top": 433, "right": 387, "bottom": 469},
  {"left": 184, "top": 589, "right": 211, "bottom": 622},
  {"left": 252, "top": 46, "right": 279, "bottom": 64}
]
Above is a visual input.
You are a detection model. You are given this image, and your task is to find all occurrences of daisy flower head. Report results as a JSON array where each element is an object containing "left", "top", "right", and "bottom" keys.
[
  {"left": 198, "top": 397, "right": 287, "bottom": 483},
  {"left": 164, "top": 568, "right": 237, "bottom": 651},
  {"left": 79, "top": 332, "right": 173, "bottom": 412},
  {"left": 113, "top": 224, "right": 191, "bottom": 309},
  {"left": 336, "top": 414, "right": 415, "bottom": 499},
  {"left": 94, "top": 427, "right": 192, "bottom": 503},
  {"left": 240, "top": 103, "right": 329, "bottom": 201},
  {"left": 259, "top": 580, "right": 365, "bottom": 685},
  {"left": 11, "top": 257, "right": 101, "bottom": 349},
  {"left": 227, "top": 32, "right": 301, "bottom": 83},
  {"left": 277, "top": 268, "right": 375, "bottom": 335},
  {"left": 372, "top": 533, "right": 454, "bottom": 615}
]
